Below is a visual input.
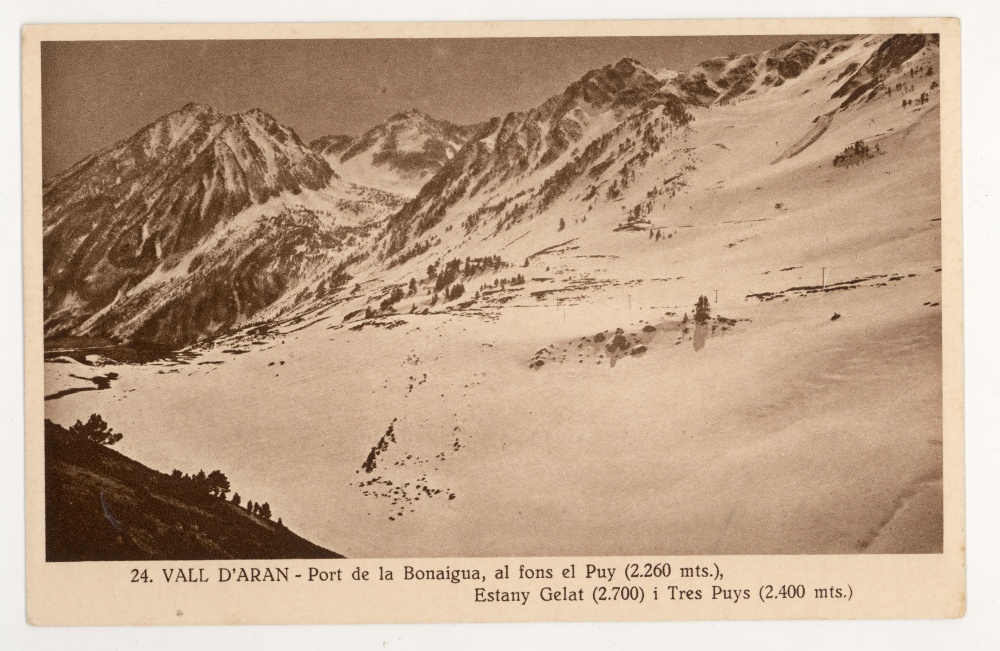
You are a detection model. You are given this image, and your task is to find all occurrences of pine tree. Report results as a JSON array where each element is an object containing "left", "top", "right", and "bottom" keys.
[
  {"left": 694, "top": 295, "right": 711, "bottom": 324},
  {"left": 192, "top": 470, "right": 209, "bottom": 494},
  {"left": 68, "top": 413, "right": 123, "bottom": 446},
  {"left": 207, "top": 470, "right": 231, "bottom": 498},
  {"left": 231, "top": 492, "right": 242, "bottom": 507}
]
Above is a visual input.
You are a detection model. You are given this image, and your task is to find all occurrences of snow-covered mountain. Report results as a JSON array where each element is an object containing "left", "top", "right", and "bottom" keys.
[
  {"left": 379, "top": 34, "right": 939, "bottom": 267},
  {"left": 43, "top": 33, "right": 940, "bottom": 352},
  {"left": 45, "top": 33, "right": 945, "bottom": 558},
  {"left": 310, "top": 109, "right": 483, "bottom": 196},
  {"left": 43, "top": 103, "right": 398, "bottom": 347}
]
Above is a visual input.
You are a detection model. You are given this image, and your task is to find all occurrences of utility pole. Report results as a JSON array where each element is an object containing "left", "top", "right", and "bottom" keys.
[{"left": 822, "top": 267, "right": 827, "bottom": 292}]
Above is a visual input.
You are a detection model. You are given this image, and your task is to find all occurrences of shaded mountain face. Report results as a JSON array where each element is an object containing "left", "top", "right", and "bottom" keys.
[
  {"left": 674, "top": 39, "right": 831, "bottom": 106},
  {"left": 383, "top": 57, "right": 695, "bottom": 257},
  {"left": 42, "top": 104, "right": 363, "bottom": 347},
  {"left": 310, "top": 109, "right": 483, "bottom": 196},
  {"left": 831, "top": 34, "right": 937, "bottom": 108}
]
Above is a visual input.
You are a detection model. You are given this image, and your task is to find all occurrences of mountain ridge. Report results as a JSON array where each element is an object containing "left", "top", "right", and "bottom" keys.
[
  {"left": 310, "top": 108, "right": 485, "bottom": 196},
  {"left": 42, "top": 33, "right": 940, "bottom": 350}
]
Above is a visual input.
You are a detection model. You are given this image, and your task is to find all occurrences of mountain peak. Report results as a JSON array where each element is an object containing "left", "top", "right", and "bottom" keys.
[
  {"left": 168, "top": 103, "right": 282, "bottom": 128},
  {"left": 172, "top": 102, "right": 223, "bottom": 125},
  {"left": 240, "top": 106, "right": 268, "bottom": 116},
  {"left": 179, "top": 101, "right": 215, "bottom": 114},
  {"left": 389, "top": 108, "right": 432, "bottom": 122},
  {"left": 239, "top": 107, "right": 275, "bottom": 122},
  {"left": 43, "top": 101, "right": 336, "bottom": 346},
  {"left": 614, "top": 57, "right": 644, "bottom": 71}
]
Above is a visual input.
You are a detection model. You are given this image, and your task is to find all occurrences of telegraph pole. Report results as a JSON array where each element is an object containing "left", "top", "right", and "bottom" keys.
[{"left": 822, "top": 267, "right": 827, "bottom": 292}]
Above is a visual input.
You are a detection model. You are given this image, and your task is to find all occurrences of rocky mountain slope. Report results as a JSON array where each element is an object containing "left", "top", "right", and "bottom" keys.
[
  {"left": 310, "top": 109, "right": 483, "bottom": 196},
  {"left": 380, "top": 34, "right": 940, "bottom": 271},
  {"left": 43, "top": 104, "right": 400, "bottom": 348},
  {"left": 44, "top": 34, "right": 939, "bottom": 353}
]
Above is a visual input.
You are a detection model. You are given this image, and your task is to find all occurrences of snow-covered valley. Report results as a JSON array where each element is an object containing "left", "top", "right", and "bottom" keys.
[{"left": 43, "top": 33, "right": 944, "bottom": 557}]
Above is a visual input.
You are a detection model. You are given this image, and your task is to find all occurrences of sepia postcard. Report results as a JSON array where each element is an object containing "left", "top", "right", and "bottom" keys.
[{"left": 23, "top": 17, "right": 964, "bottom": 625}]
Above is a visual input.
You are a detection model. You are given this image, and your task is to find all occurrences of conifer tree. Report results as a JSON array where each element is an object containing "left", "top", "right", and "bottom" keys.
[
  {"left": 694, "top": 295, "right": 711, "bottom": 324},
  {"left": 68, "top": 413, "right": 123, "bottom": 446}
]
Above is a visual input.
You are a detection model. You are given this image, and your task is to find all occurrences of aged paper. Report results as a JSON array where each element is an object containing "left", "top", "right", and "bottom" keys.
[{"left": 23, "top": 17, "right": 964, "bottom": 625}]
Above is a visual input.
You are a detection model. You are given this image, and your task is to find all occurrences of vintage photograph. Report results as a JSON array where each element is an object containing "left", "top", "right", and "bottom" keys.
[{"left": 39, "top": 31, "right": 944, "bottom": 562}]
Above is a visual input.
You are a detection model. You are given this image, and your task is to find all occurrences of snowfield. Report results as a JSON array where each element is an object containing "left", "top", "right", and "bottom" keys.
[{"left": 44, "top": 34, "right": 944, "bottom": 557}]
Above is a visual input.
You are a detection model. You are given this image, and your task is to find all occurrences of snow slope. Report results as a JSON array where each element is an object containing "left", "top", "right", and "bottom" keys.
[
  {"left": 44, "top": 34, "right": 944, "bottom": 557},
  {"left": 310, "top": 109, "right": 483, "bottom": 197}
]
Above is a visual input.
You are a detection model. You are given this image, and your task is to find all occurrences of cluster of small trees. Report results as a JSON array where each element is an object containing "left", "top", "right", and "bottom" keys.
[
  {"left": 477, "top": 275, "right": 524, "bottom": 295},
  {"left": 847, "top": 140, "right": 870, "bottom": 157},
  {"left": 169, "top": 467, "right": 280, "bottom": 523},
  {"left": 429, "top": 283, "right": 466, "bottom": 305},
  {"left": 901, "top": 92, "right": 931, "bottom": 108},
  {"left": 423, "top": 256, "right": 509, "bottom": 303},
  {"left": 170, "top": 468, "right": 230, "bottom": 498},
  {"left": 379, "top": 285, "right": 406, "bottom": 310},
  {"left": 228, "top": 492, "right": 278, "bottom": 523},
  {"left": 239, "top": 496, "right": 272, "bottom": 521},
  {"left": 315, "top": 264, "right": 354, "bottom": 300},
  {"left": 430, "top": 258, "right": 465, "bottom": 291},
  {"left": 833, "top": 139, "right": 877, "bottom": 166},
  {"left": 462, "top": 255, "right": 508, "bottom": 277},
  {"left": 388, "top": 236, "right": 438, "bottom": 269},
  {"left": 428, "top": 256, "right": 507, "bottom": 286},
  {"left": 61, "top": 413, "right": 284, "bottom": 526},
  {"left": 629, "top": 202, "right": 651, "bottom": 224},
  {"left": 484, "top": 273, "right": 526, "bottom": 290}
]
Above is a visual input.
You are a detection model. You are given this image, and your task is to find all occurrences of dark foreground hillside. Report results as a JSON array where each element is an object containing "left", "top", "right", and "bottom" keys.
[{"left": 45, "top": 420, "right": 342, "bottom": 561}]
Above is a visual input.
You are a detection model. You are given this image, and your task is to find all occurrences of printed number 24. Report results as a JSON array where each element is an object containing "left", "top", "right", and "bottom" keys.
[{"left": 130, "top": 569, "right": 150, "bottom": 583}]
